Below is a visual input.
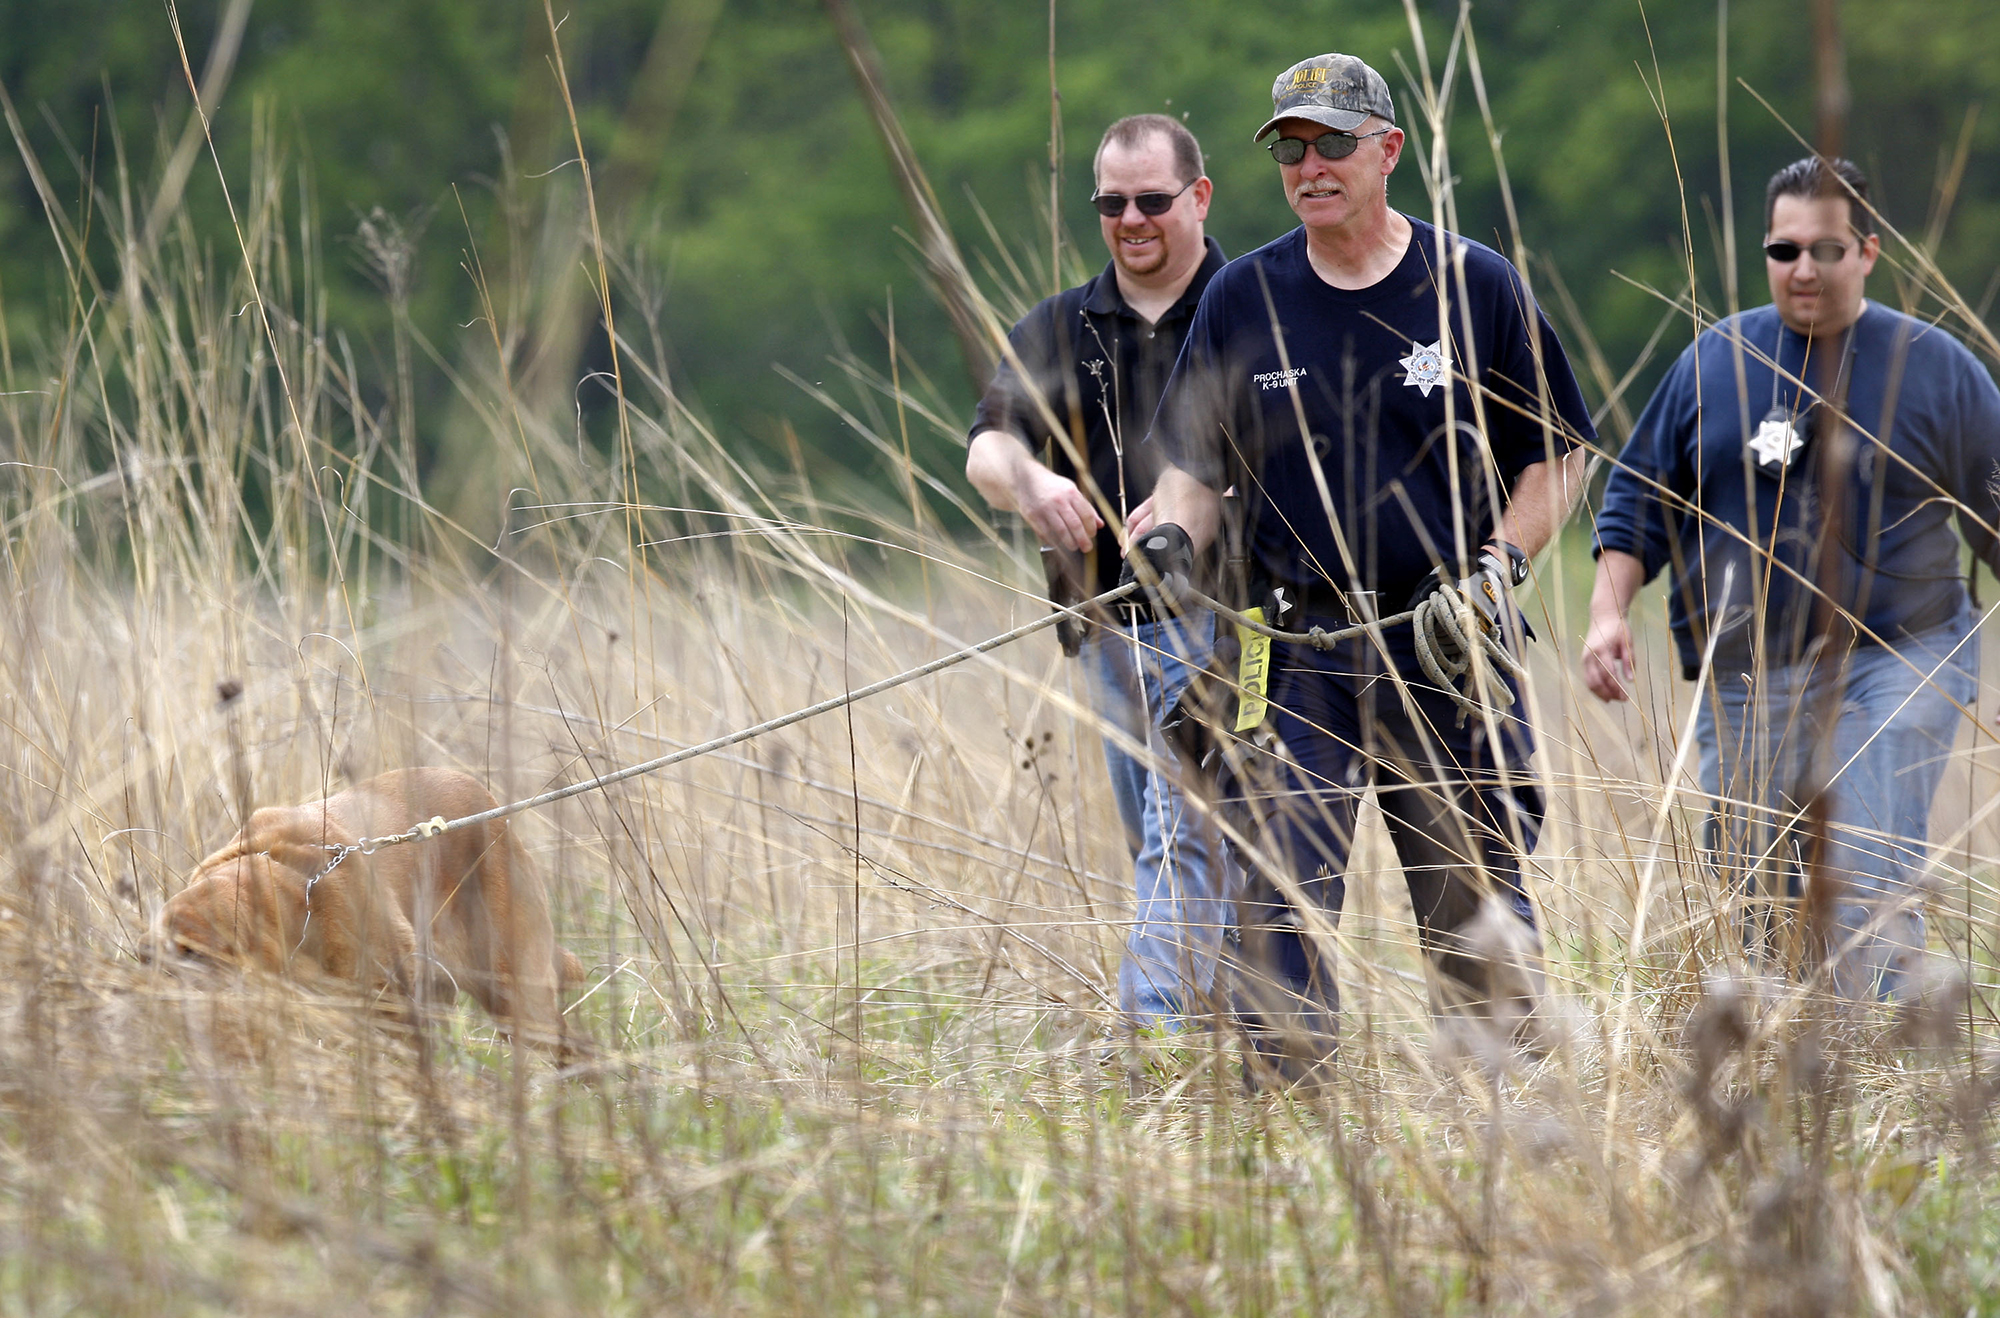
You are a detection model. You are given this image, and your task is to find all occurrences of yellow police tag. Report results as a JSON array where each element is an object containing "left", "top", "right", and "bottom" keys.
[{"left": 1234, "top": 608, "right": 1272, "bottom": 732}]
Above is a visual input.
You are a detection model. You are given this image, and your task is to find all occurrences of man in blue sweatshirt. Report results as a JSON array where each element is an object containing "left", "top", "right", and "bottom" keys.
[{"left": 1586, "top": 156, "right": 2000, "bottom": 1001}]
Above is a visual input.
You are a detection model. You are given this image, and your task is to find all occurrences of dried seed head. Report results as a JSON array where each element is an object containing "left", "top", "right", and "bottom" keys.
[
  {"left": 1685, "top": 973, "right": 1752, "bottom": 1080},
  {"left": 1426, "top": 900, "right": 1566, "bottom": 1067},
  {"left": 1434, "top": 1013, "right": 1513, "bottom": 1078},
  {"left": 1892, "top": 956, "right": 1968, "bottom": 1052},
  {"left": 1787, "top": 1027, "right": 1831, "bottom": 1098}
]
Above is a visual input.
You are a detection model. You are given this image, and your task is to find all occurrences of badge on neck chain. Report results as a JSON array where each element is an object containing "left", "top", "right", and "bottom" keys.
[
  {"left": 1750, "top": 319, "right": 1851, "bottom": 477},
  {"left": 1749, "top": 404, "right": 1808, "bottom": 475}
]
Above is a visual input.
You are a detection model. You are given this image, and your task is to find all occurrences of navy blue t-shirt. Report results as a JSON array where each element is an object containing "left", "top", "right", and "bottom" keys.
[
  {"left": 1594, "top": 302, "right": 2000, "bottom": 673},
  {"left": 1149, "top": 218, "right": 1594, "bottom": 603}
]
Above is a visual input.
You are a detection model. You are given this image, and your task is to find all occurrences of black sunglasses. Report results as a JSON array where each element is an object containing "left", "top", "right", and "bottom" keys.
[
  {"left": 1763, "top": 238, "right": 1851, "bottom": 264},
  {"left": 1266, "top": 128, "right": 1392, "bottom": 165},
  {"left": 1089, "top": 178, "right": 1196, "bottom": 218}
]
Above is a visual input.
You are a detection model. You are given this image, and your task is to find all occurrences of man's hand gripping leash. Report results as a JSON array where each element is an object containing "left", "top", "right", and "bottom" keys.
[{"left": 1116, "top": 522, "right": 1196, "bottom": 622}]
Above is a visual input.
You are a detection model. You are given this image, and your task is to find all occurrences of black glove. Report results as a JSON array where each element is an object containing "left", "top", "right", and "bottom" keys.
[
  {"left": 1407, "top": 543, "right": 1527, "bottom": 635},
  {"left": 1118, "top": 523, "right": 1195, "bottom": 622}
]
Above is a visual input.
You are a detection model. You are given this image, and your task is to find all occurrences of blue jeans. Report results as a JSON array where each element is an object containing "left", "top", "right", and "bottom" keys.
[
  {"left": 1081, "top": 615, "right": 1224, "bottom": 1027},
  {"left": 1696, "top": 610, "right": 1978, "bottom": 1001}
]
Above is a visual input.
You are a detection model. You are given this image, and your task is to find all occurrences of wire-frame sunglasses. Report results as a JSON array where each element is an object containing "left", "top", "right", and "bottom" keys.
[
  {"left": 1090, "top": 179, "right": 1197, "bottom": 218},
  {"left": 1266, "top": 128, "right": 1392, "bottom": 165}
]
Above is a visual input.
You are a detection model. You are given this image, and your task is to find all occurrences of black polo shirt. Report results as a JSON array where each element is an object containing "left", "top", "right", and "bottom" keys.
[{"left": 968, "top": 236, "right": 1228, "bottom": 596}]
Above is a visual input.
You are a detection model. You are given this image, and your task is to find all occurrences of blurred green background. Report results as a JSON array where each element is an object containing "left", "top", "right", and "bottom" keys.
[{"left": 4, "top": 0, "right": 1997, "bottom": 484}]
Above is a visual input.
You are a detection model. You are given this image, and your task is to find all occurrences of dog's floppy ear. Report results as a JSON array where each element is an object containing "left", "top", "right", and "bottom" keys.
[
  {"left": 185, "top": 840, "right": 257, "bottom": 882},
  {"left": 210, "top": 805, "right": 342, "bottom": 869},
  {"left": 153, "top": 875, "right": 242, "bottom": 967},
  {"left": 157, "top": 856, "right": 309, "bottom": 974},
  {"left": 263, "top": 840, "right": 340, "bottom": 879}
]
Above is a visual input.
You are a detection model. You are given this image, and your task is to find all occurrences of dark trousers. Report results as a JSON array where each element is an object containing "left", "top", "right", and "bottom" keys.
[{"left": 1222, "top": 624, "right": 1545, "bottom": 1083}]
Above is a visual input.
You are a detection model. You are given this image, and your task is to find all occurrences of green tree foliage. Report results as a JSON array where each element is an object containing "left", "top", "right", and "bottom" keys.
[{"left": 3, "top": 0, "right": 1998, "bottom": 480}]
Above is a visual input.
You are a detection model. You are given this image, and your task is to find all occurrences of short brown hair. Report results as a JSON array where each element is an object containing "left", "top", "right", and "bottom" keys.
[
  {"left": 1095, "top": 115, "right": 1204, "bottom": 187},
  {"left": 1765, "top": 156, "right": 1876, "bottom": 235}
]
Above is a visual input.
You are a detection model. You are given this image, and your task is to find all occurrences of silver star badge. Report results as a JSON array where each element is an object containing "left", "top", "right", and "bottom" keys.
[
  {"left": 1748, "top": 416, "right": 1803, "bottom": 470},
  {"left": 1398, "top": 339, "right": 1449, "bottom": 397}
]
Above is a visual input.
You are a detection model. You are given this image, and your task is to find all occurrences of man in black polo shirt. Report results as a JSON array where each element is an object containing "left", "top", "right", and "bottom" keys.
[
  {"left": 966, "top": 114, "right": 1228, "bottom": 1029},
  {"left": 1135, "top": 54, "right": 1594, "bottom": 1081}
]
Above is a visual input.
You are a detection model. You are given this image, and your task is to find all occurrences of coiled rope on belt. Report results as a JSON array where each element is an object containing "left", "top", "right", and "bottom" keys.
[
  {"left": 354, "top": 577, "right": 1521, "bottom": 852},
  {"left": 1406, "top": 592, "right": 1525, "bottom": 726}
]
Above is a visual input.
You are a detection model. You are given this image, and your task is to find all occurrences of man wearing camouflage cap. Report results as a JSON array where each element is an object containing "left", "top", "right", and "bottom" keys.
[{"left": 1127, "top": 53, "right": 1595, "bottom": 1084}]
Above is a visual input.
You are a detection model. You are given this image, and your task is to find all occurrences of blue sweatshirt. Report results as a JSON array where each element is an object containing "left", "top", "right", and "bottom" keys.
[{"left": 1594, "top": 302, "right": 2000, "bottom": 673}]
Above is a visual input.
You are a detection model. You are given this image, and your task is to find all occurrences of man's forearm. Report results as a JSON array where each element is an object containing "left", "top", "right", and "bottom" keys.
[
  {"left": 965, "top": 429, "right": 1036, "bottom": 512},
  {"left": 1580, "top": 547, "right": 1648, "bottom": 702},
  {"left": 1590, "top": 548, "right": 1648, "bottom": 620},
  {"left": 1489, "top": 447, "right": 1588, "bottom": 558},
  {"left": 1148, "top": 466, "right": 1221, "bottom": 553},
  {"left": 967, "top": 427, "right": 1103, "bottom": 552}
]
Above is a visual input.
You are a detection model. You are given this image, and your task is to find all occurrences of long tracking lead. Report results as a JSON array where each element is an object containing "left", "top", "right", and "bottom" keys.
[
  {"left": 1174, "top": 583, "right": 1523, "bottom": 727},
  {"left": 352, "top": 582, "right": 1140, "bottom": 853},
  {"left": 356, "top": 575, "right": 1524, "bottom": 852}
]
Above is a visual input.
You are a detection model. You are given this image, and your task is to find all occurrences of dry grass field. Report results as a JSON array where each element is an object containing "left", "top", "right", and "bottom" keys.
[{"left": 7, "top": 53, "right": 2000, "bottom": 1318}]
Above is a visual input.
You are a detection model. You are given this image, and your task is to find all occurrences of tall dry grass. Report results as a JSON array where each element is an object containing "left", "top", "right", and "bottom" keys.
[{"left": 3, "top": 9, "right": 2000, "bottom": 1316}]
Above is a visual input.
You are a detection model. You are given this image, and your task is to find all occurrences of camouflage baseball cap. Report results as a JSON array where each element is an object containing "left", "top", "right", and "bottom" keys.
[{"left": 1254, "top": 54, "right": 1396, "bottom": 141}]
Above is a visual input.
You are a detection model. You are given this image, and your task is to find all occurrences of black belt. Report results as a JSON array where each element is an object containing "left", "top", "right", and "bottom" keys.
[{"left": 1269, "top": 581, "right": 1385, "bottom": 626}]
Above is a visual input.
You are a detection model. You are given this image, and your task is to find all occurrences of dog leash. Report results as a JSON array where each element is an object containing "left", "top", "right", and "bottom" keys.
[
  {"left": 1174, "top": 583, "right": 1523, "bottom": 726},
  {"left": 346, "top": 584, "right": 1140, "bottom": 854},
  {"left": 349, "top": 574, "right": 1520, "bottom": 854}
]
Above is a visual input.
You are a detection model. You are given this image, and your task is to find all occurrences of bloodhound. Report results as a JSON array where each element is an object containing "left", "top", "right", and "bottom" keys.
[{"left": 147, "top": 768, "right": 586, "bottom": 1059}]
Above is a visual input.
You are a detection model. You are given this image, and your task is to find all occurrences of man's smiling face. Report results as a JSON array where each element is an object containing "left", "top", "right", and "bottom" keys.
[{"left": 1095, "top": 135, "right": 1208, "bottom": 281}]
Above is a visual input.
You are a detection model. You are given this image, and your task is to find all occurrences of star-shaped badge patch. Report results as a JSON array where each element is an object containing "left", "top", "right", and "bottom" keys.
[
  {"left": 1399, "top": 339, "right": 1449, "bottom": 397},
  {"left": 1747, "top": 416, "right": 1803, "bottom": 470}
]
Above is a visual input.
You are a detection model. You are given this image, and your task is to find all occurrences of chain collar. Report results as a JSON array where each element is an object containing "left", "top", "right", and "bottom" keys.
[{"left": 292, "top": 842, "right": 357, "bottom": 958}]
